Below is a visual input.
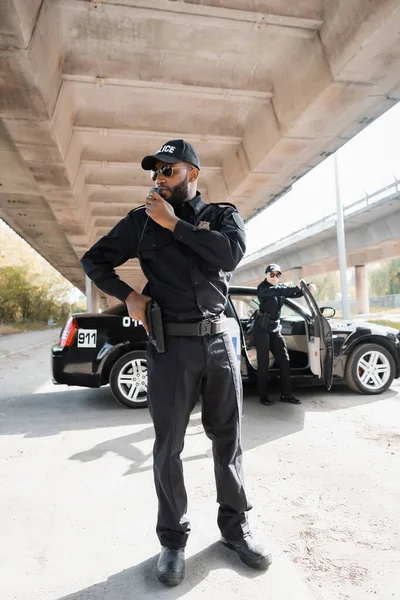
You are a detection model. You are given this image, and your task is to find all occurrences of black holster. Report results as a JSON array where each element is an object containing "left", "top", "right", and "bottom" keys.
[
  {"left": 146, "top": 300, "right": 165, "bottom": 353},
  {"left": 257, "top": 311, "right": 271, "bottom": 331}
]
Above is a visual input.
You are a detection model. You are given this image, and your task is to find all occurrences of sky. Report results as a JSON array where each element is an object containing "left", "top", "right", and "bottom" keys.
[{"left": 245, "top": 101, "right": 400, "bottom": 256}]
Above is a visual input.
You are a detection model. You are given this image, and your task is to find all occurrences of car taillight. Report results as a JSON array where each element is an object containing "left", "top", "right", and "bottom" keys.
[{"left": 59, "top": 317, "right": 78, "bottom": 348}]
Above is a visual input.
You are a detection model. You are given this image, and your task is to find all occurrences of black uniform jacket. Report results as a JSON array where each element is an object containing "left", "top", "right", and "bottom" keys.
[
  {"left": 257, "top": 280, "right": 303, "bottom": 321},
  {"left": 81, "top": 192, "right": 246, "bottom": 322}
]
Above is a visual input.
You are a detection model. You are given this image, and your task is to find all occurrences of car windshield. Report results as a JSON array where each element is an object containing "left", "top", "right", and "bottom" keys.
[
  {"left": 229, "top": 295, "right": 260, "bottom": 319},
  {"left": 285, "top": 298, "right": 312, "bottom": 317},
  {"left": 230, "top": 291, "right": 312, "bottom": 319}
]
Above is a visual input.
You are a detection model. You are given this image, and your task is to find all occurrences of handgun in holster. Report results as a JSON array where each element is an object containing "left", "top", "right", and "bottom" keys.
[
  {"left": 258, "top": 311, "right": 271, "bottom": 331},
  {"left": 146, "top": 300, "right": 165, "bottom": 353}
]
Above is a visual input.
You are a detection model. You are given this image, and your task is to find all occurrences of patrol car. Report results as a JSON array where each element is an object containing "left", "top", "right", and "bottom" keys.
[{"left": 52, "top": 282, "right": 400, "bottom": 408}]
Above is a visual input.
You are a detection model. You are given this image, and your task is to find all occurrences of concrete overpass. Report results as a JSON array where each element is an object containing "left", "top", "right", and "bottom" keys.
[
  {"left": 1, "top": 1, "right": 400, "bottom": 305},
  {"left": 232, "top": 182, "right": 400, "bottom": 313}
]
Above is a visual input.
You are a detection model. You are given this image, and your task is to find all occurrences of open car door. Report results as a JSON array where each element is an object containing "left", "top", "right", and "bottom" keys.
[{"left": 300, "top": 280, "right": 333, "bottom": 390}]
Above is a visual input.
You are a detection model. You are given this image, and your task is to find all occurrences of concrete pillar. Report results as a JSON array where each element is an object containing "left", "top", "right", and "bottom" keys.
[
  {"left": 85, "top": 276, "right": 101, "bottom": 313},
  {"left": 100, "top": 295, "right": 108, "bottom": 311},
  {"left": 355, "top": 265, "right": 370, "bottom": 314}
]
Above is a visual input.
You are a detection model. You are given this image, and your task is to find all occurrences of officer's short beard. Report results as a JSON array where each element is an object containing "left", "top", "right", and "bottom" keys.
[{"left": 161, "top": 175, "right": 189, "bottom": 206}]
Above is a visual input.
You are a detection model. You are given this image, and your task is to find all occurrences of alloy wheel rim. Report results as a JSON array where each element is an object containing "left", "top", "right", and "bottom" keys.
[
  {"left": 356, "top": 350, "right": 390, "bottom": 391},
  {"left": 117, "top": 358, "right": 148, "bottom": 402}
]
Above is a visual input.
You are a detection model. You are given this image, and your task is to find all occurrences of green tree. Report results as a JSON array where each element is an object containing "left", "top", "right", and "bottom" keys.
[
  {"left": 1, "top": 219, "right": 83, "bottom": 325},
  {"left": 311, "top": 272, "right": 340, "bottom": 302},
  {"left": 387, "top": 258, "right": 400, "bottom": 294},
  {"left": 0, "top": 265, "right": 77, "bottom": 324},
  {"left": 369, "top": 259, "right": 400, "bottom": 296}
]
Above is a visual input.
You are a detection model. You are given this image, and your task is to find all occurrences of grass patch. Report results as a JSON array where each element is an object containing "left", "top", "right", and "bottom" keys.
[
  {"left": 0, "top": 322, "right": 57, "bottom": 335},
  {"left": 368, "top": 319, "right": 400, "bottom": 330},
  {"left": 365, "top": 307, "right": 400, "bottom": 314}
]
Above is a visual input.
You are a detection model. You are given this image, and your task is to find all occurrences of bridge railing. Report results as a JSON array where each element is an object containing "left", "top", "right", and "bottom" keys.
[
  {"left": 243, "top": 178, "right": 400, "bottom": 262},
  {"left": 345, "top": 178, "right": 400, "bottom": 216}
]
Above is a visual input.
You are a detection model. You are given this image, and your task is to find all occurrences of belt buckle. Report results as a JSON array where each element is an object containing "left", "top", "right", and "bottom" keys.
[{"left": 199, "top": 319, "right": 212, "bottom": 336}]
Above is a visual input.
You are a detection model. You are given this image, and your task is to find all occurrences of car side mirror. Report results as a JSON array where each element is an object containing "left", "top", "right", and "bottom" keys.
[{"left": 320, "top": 306, "right": 336, "bottom": 318}]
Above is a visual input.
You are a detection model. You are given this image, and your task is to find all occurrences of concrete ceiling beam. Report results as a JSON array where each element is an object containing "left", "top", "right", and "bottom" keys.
[
  {"left": 73, "top": 126, "right": 242, "bottom": 145},
  {"left": 61, "top": 74, "right": 274, "bottom": 101},
  {"left": 51, "top": 0, "right": 323, "bottom": 37},
  {"left": 55, "top": 80, "right": 261, "bottom": 136},
  {"left": 2, "top": 0, "right": 400, "bottom": 295},
  {"left": 0, "top": 0, "right": 43, "bottom": 49},
  {"left": 321, "top": 0, "right": 400, "bottom": 89},
  {"left": 79, "top": 160, "right": 222, "bottom": 171}
]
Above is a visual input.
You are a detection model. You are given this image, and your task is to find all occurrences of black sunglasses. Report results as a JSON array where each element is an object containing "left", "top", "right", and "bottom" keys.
[
  {"left": 151, "top": 165, "right": 190, "bottom": 181},
  {"left": 268, "top": 272, "right": 281, "bottom": 278}
]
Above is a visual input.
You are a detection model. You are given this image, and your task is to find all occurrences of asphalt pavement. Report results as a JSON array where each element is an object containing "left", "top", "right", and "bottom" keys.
[{"left": 1, "top": 332, "right": 399, "bottom": 600}]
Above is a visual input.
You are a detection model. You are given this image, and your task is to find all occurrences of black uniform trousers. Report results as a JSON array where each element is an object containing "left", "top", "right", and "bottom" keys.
[
  {"left": 253, "top": 318, "right": 292, "bottom": 398},
  {"left": 146, "top": 330, "right": 251, "bottom": 550}
]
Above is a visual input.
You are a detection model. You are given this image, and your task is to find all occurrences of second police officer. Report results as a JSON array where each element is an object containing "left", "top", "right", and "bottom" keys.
[{"left": 254, "top": 264, "right": 316, "bottom": 406}]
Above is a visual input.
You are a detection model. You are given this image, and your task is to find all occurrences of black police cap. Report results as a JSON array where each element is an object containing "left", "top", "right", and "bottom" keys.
[
  {"left": 265, "top": 263, "right": 282, "bottom": 274},
  {"left": 141, "top": 139, "right": 201, "bottom": 171}
]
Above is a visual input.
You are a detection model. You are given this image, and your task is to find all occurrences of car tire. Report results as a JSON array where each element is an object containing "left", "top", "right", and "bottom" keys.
[
  {"left": 344, "top": 343, "right": 395, "bottom": 395},
  {"left": 109, "top": 350, "right": 148, "bottom": 408}
]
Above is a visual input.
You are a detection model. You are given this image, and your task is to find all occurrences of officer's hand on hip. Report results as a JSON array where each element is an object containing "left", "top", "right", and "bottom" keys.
[
  {"left": 145, "top": 190, "right": 179, "bottom": 231},
  {"left": 126, "top": 290, "right": 151, "bottom": 334}
]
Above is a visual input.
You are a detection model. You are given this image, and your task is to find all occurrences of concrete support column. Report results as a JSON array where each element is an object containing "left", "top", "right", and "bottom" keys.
[
  {"left": 85, "top": 276, "right": 101, "bottom": 313},
  {"left": 355, "top": 265, "right": 370, "bottom": 314},
  {"left": 100, "top": 295, "right": 109, "bottom": 311}
]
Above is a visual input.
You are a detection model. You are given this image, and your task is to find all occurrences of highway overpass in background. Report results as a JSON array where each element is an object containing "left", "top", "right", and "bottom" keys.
[
  {"left": 232, "top": 182, "right": 400, "bottom": 313},
  {"left": 1, "top": 1, "right": 400, "bottom": 308}
]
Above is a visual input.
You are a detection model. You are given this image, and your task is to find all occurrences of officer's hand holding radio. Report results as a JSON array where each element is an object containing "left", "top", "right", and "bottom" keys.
[
  {"left": 145, "top": 189, "right": 179, "bottom": 231},
  {"left": 125, "top": 290, "right": 151, "bottom": 334}
]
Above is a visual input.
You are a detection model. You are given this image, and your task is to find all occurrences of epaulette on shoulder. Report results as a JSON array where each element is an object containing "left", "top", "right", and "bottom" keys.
[
  {"left": 127, "top": 205, "right": 146, "bottom": 221},
  {"left": 209, "top": 202, "right": 237, "bottom": 210},
  {"left": 130, "top": 204, "right": 145, "bottom": 214}
]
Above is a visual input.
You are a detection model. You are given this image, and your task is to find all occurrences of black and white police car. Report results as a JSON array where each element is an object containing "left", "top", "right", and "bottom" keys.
[{"left": 52, "top": 282, "right": 400, "bottom": 408}]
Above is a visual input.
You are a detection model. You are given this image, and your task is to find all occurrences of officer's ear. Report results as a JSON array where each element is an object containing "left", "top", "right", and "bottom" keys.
[{"left": 188, "top": 167, "right": 199, "bottom": 183}]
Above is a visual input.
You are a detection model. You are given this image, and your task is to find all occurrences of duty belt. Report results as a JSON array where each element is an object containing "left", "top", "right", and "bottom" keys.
[{"left": 164, "top": 317, "right": 227, "bottom": 337}]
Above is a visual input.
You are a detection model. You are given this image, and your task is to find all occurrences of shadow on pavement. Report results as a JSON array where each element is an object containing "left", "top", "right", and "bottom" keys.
[
  {"left": 1, "top": 381, "right": 397, "bottom": 477},
  {"left": 1, "top": 377, "right": 396, "bottom": 439},
  {"left": 68, "top": 416, "right": 208, "bottom": 476},
  {"left": 0, "top": 386, "right": 153, "bottom": 438},
  {"left": 56, "top": 542, "right": 265, "bottom": 600},
  {"left": 239, "top": 380, "right": 398, "bottom": 449}
]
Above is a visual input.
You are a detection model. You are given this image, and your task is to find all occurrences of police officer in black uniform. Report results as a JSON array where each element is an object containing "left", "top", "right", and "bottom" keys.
[
  {"left": 81, "top": 140, "right": 271, "bottom": 586},
  {"left": 254, "top": 264, "right": 316, "bottom": 406}
]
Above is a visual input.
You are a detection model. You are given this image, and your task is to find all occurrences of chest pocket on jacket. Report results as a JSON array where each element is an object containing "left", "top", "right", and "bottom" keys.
[{"left": 139, "top": 229, "right": 174, "bottom": 254}]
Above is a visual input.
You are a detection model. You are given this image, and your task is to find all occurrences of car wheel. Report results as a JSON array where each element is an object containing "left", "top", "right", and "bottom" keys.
[
  {"left": 109, "top": 350, "right": 148, "bottom": 408},
  {"left": 344, "top": 343, "right": 395, "bottom": 394}
]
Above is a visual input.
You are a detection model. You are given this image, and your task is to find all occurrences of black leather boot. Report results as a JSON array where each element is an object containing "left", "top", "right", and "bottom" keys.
[
  {"left": 280, "top": 394, "right": 301, "bottom": 404},
  {"left": 156, "top": 547, "right": 185, "bottom": 586},
  {"left": 221, "top": 534, "right": 272, "bottom": 570},
  {"left": 259, "top": 396, "right": 274, "bottom": 405}
]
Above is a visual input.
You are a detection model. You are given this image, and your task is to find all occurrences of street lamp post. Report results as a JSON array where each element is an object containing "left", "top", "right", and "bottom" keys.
[{"left": 334, "top": 153, "right": 351, "bottom": 319}]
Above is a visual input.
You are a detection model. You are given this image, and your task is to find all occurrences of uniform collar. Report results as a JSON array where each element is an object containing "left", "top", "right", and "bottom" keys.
[{"left": 185, "top": 192, "right": 206, "bottom": 215}]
